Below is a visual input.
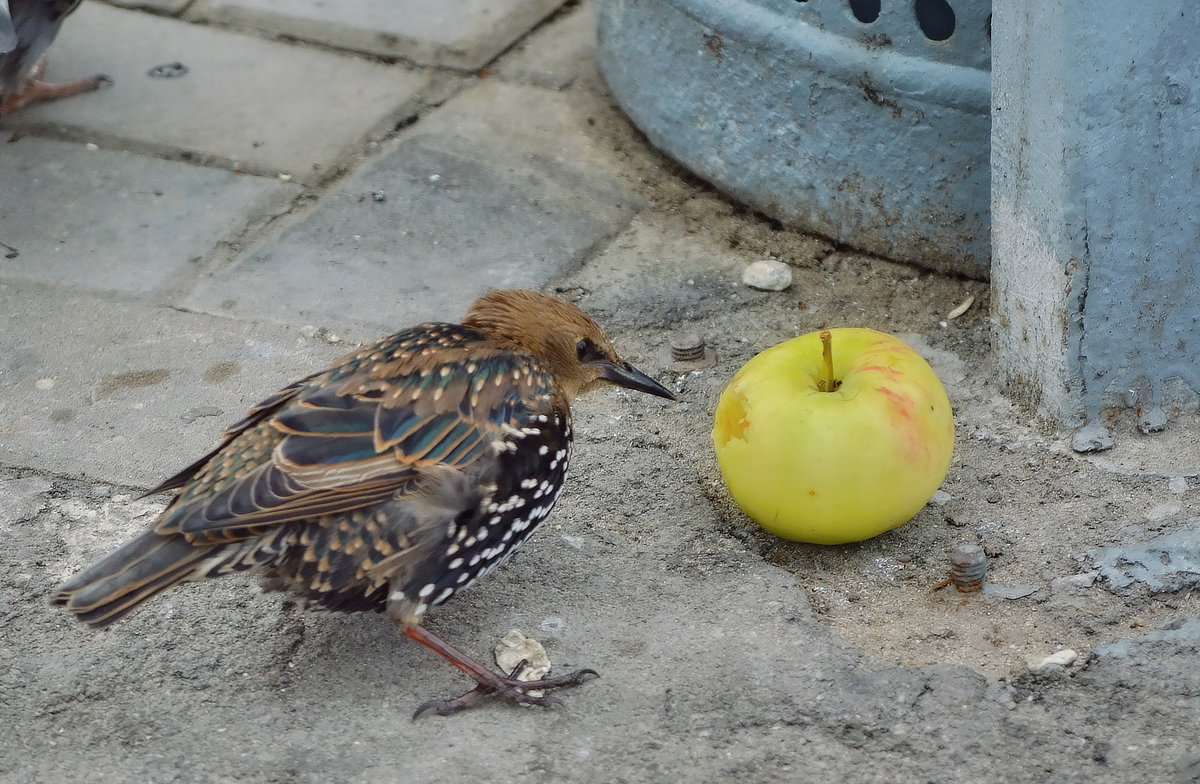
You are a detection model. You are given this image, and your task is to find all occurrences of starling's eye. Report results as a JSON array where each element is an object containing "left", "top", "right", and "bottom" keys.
[{"left": 576, "top": 338, "right": 598, "bottom": 362}]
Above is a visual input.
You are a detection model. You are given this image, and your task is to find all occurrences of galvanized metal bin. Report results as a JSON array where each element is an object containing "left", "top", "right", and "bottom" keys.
[{"left": 596, "top": 0, "right": 991, "bottom": 278}]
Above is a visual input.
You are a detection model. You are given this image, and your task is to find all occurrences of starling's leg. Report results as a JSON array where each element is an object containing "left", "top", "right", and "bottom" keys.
[
  {"left": 402, "top": 624, "right": 598, "bottom": 718},
  {"left": 0, "top": 58, "right": 109, "bottom": 116}
]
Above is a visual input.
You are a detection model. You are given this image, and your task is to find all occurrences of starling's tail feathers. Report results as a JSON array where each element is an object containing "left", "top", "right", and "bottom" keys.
[{"left": 51, "top": 531, "right": 217, "bottom": 628}]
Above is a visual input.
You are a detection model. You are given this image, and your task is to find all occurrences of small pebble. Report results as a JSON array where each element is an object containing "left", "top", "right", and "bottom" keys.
[
  {"left": 85, "top": 143, "right": 99, "bottom": 151},
  {"left": 742, "top": 260, "right": 793, "bottom": 291},
  {"left": 371, "top": 190, "right": 387, "bottom": 202},
  {"left": 929, "top": 490, "right": 954, "bottom": 506},
  {"left": 1168, "top": 476, "right": 1188, "bottom": 494},
  {"left": 1035, "top": 649, "right": 1078, "bottom": 669},
  {"left": 278, "top": 173, "right": 292, "bottom": 182}
]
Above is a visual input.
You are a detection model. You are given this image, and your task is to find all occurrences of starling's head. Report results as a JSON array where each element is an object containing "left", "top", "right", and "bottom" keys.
[{"left": 463, "top": 290, "right": 676, "bottom": 402}]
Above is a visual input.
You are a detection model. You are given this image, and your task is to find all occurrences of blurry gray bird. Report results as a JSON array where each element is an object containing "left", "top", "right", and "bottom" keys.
[{"left": 0, "top": 0, "right": 107, "bottom": 116}]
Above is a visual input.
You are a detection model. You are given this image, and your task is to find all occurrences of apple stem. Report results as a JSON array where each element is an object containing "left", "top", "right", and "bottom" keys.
[{"left": 818, "top": 330, "right": 840, "bottom": 392}]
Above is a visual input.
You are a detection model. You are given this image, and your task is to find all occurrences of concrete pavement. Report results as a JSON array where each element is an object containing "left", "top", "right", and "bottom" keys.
[{"left": 1, "top": 2, "right": 1196, "bottom": 782}]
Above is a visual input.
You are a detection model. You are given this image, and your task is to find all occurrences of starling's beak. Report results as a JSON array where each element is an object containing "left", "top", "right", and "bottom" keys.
[{"left": 596, "top": 360, "right": 676, "bottom": 400}]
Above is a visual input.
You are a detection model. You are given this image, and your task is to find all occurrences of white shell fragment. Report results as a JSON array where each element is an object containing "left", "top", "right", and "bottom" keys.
[
  {"left": 1034, "top": 649, "right": 1079, "bottom": 670},
  {"left": 742, "top": 260, "right": 793, "bottom": 291},
  {"left": 494, "top": 630, "right": 552, "bottom": 698},
  {"left": 946, "top": 293, "right": 976, "bottom": 320}
]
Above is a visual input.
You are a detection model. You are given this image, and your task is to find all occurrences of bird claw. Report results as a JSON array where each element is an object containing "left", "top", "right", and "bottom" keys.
[
  {"left": 0, "top": 73, "right": 109, "bottom": 115},
  {"left": 412, "top": 686, "right": 491, "bottom": 719},
  {"left": 411, "top": 666, "right": 599, "bottom": 719}
]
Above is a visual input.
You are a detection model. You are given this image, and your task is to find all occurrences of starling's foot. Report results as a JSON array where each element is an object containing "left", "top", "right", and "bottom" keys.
[
  {"left": 411, "top": 662, "right": 598, "bottom": 719},
  {"left": 0, "top": 61, "right": 110, "bottom": 116}
]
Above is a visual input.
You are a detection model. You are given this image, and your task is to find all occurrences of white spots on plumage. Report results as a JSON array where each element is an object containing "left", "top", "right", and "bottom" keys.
[
  {"left": 491, "top": 438, "right": 519, "bottom": 454},
  {"left": 521, "top": 427, "right": 541, "bottom": 436},
  {"left": 466, "top": 362, "right": 478, "bottom": 373},
  {"left": 485, "top": 494, "right": 527, "bottom": 514},
  {"left": 457, "top": 572, "right": 470, "bottom": 584},
  {"left": 538, "top": 445, "right": 549, "bottom": 455},
  {"left": 439, "top": 366, "right": 451, "bottom": 377},
  {"left": 488, "top": 515, "right": 502, "bottom": 525},
  {"left": 520, "top": 478, "right": 538, "bottom": 489},
  {"left": 418, "top": 583, "right": 436, "bottom": 598},
  {"left": 446, "top": 543, "right": 460, "bottom": 555},
  {"left": 535, "top": 414, "right": 549, "bottom": 423},
  {"left": 463, "top": 535, "right": 477, "bottom": 548},
  {"left": 469, "top": 553, "right": 481, "bottom": 567},
  {"left": 548, "top": 447, "right": 568, "bottom": 471},
  {"left": 434, "top": 587, "right": 454, "bottom": 604},
  {"left": 448, "top": 557, "right": 464, "bottom": 569}
]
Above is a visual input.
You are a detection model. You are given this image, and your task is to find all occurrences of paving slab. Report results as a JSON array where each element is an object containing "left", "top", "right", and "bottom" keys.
[
  {"left": 0, "top": 137, "right": 297, "bottom": 295},
  {"left": 4, "top": 413, "right": 1197, "bottom": 782},
  {"left": 181, "top": 80, "right": 644, "bottom": 337},
  {"left": 498, "top": 0, "right": 595, "bottom": 89},
  {"left": 0, "top": 284, "right": 347, "bottom": 487},
  {"left": 5, "top": 3, "right": 431, "bottom": 182},
  {"left": 189, "top": 0, "right": 567, "bottom": 71}
]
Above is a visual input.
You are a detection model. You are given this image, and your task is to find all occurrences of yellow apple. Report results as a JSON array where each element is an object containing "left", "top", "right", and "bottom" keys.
[{"left": 712, "top": 328, "right": 954, "bottom": 544}]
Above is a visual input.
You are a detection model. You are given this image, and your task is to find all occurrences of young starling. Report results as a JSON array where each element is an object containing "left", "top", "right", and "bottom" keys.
[
  {"left": 1, "top": 1, "right": 108, "bottom": 116},
  {"left": 53, "top": 290, "right": 675, "bottom": 716}
]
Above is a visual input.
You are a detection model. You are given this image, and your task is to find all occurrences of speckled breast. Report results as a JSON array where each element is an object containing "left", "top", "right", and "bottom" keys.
[{"left": 403, "top": 408, "right": 573, "bottom": 612}]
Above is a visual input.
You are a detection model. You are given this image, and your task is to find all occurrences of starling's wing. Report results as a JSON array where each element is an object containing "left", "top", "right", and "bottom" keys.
[
  {"left": 154, "top": 325, "right": 555, "bottom": 546},
  {"left": 144, "top": 370, "right": 322, "bottom": 496}
]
